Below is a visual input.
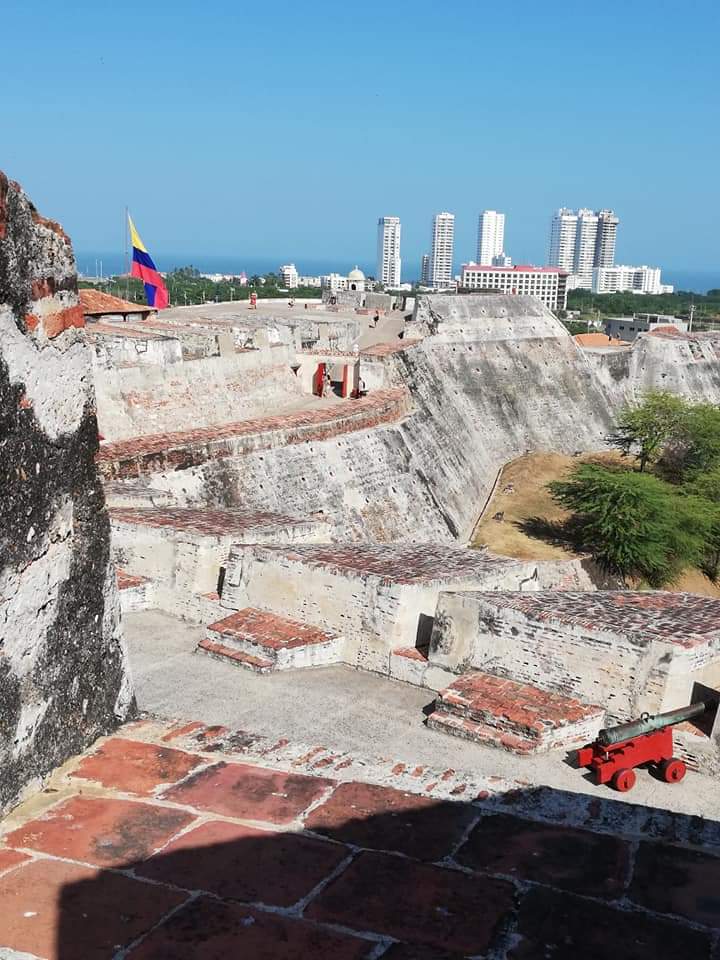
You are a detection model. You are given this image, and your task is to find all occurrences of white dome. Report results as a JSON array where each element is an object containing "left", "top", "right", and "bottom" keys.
[{"left": 348, "top": 266, "right": 365, "bottom": 281}]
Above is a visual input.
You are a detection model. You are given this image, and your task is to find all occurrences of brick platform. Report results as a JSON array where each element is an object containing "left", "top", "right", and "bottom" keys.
[
  {"left": 199, "top": 607, "right": 342, "bottom": 672},
  {"left": 427, "top": 671, "right": 604, "bottom": 754},
  {"left": 116, "top": 569, "right": 153, "bottom": 614},
  {"left": 97, "top": 388, "right": 411, "bottom": 480},
  {"left": 1, "top": 718, "right": 718, "bottom": 959}
]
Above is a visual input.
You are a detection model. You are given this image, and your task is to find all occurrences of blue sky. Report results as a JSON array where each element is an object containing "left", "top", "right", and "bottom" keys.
[{"left": 2, "top": 0, "right": 718, "bottom": 276}]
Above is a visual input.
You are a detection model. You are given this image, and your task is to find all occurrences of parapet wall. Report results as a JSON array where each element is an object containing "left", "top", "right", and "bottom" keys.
[
  {"left": 0, "top": 172, "right": 134, "bottom": 815},
  {"left": 95, "top": 344, "right": 301, "bottom": 441},
  {"left": 582, "top": 331, "right": 720, "bottom": 407}
]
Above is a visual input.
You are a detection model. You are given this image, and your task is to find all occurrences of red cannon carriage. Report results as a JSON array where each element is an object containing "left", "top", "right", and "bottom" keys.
[{"left": 577, "top": 702, "right": 706, "bottom": 792}]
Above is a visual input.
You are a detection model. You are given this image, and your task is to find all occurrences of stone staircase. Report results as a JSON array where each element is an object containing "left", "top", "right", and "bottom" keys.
[
  {"left": 197, "top": 607, "right": 343, "bottom": 674},
  {"left": 427, "top": 671, "right": 604, "bottom": 755}
]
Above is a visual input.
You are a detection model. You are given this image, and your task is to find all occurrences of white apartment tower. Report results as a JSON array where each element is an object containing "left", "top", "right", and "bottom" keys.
[
  {"left": 376, "top": 216, "right": 402, "bottom": 287},
  {"left": 548, "top": 208, "right": 619, "bottom": 289},
  {"left": 429, "top": 212, "right": 455, "bottom": 288},
  {"left": 477, "top": 210, "right": 505, "bottom": 265}
]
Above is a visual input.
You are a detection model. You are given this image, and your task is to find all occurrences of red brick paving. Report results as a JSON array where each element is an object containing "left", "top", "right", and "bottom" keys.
[
  {"left": 305, "top": 781, "right": 478, "bottom": 861},
  {"left": 161, "top": 760, "right": 333, "bottom": 824},
  {"left": 629, "top": 842, "right": 720, "bottom": 928},
  {"left": 455, "top": 812, "right": 630, "bottom": 897},
  {"left": 307, "top": 849, "right": 516, "bottom": 953},
  {"left": 4, "top": 795, "right": 194, "bottom": 867},
  {"left": 0, "top": 849, "right": 29, "bottom": 875},
  {"left": 127, "top": 896, "right": 369, "bottom": 959},
  {"left": 69, "top": 737, "right": 205, "bottom": 797},
  {"left": 0, "top": 858, "right": 186, "bottom": 960},
  {"left": 137, "top": 819, "right": 348, "bottom": 906},
  {"left": 509, "top": 887, "right": 712, "bottom": 960},
  {"left": 1, "top": 718, "right": 720, "bottom": 959}
]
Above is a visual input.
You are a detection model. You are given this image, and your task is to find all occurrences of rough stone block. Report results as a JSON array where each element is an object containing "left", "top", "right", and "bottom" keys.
[{"left": 0, "top": 171, "right": 133, "bottom": 816}]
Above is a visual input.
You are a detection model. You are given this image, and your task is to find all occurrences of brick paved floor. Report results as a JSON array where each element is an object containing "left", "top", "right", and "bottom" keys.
[{"left": 1, "top": 718, "right": 719, "bottom": 959}]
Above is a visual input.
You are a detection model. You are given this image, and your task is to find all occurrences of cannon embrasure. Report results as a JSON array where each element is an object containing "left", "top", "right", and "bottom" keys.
[{"left": 577, "top": 701, "right": 706, "bottom": 792}]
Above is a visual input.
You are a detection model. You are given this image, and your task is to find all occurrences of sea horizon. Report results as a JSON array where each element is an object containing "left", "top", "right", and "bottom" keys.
[{"left": 75, "top": 251, "right": 719, "bottom": 295}]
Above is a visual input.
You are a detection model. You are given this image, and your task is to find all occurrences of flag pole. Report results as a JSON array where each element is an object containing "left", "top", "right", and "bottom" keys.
[{"left": 124, "top": 207, "right": 130, "bottom": 300}]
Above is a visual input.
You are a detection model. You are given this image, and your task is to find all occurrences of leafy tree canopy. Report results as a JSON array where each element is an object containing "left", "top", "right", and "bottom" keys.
[
  {"left": 549, "top": 463, "right": 712, "bottom": 587},
  {"left": 607, "top": 391, "right": 688, "bottom": 472}
]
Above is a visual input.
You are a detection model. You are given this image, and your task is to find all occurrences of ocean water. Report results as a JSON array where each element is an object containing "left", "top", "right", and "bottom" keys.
[
  {"left": 76, "top": 252, "right": 719, "bottom": 295},
  {"left": 76, "top": 253, "right": 376, "bottom": 282}
]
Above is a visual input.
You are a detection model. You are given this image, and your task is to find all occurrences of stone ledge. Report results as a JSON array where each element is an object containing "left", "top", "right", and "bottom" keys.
[{"left": 97, "top": 388, "right": 412, "bottom": 480}]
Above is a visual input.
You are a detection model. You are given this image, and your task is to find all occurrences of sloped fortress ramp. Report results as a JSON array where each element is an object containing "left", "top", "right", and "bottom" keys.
[{"left": 0, "top": 172, "right": 133, "bottom": 815}]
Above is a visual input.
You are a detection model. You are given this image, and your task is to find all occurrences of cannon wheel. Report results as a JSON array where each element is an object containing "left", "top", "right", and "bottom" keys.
[
  {"left": 659, "top": 758, "right": 686, "bottom": 784},
  {"left": 612, "top": 768, "right": 636, "bottom": 792}
]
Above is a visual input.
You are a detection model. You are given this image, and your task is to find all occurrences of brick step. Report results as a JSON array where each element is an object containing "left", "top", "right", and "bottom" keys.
[
  {"left": 428, "top": 671, "right": 604, "bottom": 754},
  {"left": 116, "top": 569, "right": 155, "bottom": 614},
  {"left": 427, "top": 710, "right": 537, "bottom": 755},
  {"left": 200, "top": 607, "right": 342, "bottom": 672},
  {"left": 197, "top": 637, "right": 274, "bottom": 674}
]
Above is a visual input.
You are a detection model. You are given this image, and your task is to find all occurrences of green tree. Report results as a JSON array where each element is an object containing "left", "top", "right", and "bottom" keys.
[
  {"left": 548, "top": 464, "right": 712, "bottom": 587},
  {"left": 684, "top": 468, "right": 720, "bottom": 582},
  {"left": 662, "top": 402, "right": 720, "bottom": 481},
  {"left": 607, "top": 391, "right": 688, "bottom": 472}
]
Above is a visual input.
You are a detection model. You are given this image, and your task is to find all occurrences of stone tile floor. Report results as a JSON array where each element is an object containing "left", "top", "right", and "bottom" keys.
[{"left": 1, "top": 717, "right": 719, "bottom": 959}]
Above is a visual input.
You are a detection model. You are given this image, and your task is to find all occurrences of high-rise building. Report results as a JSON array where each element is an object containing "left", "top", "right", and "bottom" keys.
[
  {"left": 429, "top": 212, "right": 455, "bottom": 288},
  {"left": 547, "top": 208, "right": 619, "bottom": 289},
  {"left": 476, "top": 210, "right": 505, "bottom": 265},
  {"left": 376, "top": 216, "right": 401, "bottom": 287},
  {"left": 594, "top": 209, "right": 619, "bottom": 269},
  {"left": 420, "top": 254, "right": 430, "bottom": 285},
  {"left": 280, "top": 263, "right": 299, "bottom": 289}
]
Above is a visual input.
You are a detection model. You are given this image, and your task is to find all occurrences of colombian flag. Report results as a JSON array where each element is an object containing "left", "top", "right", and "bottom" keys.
[{"left": 129, "top": 215, "right": 169, "bottom": 309}]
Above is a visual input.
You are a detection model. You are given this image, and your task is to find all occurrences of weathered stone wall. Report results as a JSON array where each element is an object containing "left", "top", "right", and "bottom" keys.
[
  {"left": 94, "top": 344, "right": 301, "bottom": 441},
  {"left": 427, "top": 591, "right": 720, "bottom": 723},
  {"left": 0, "top": 173, "right": 134, "bottom": 815},
  {"left": 222, "top": 544, "right": 546, "bottom": 674},
  {"left": 582, "top": 332, "right": 720, "bottom": 407},
  {"left": 391, "top": 296, "right": 617, "bottom": 540}
]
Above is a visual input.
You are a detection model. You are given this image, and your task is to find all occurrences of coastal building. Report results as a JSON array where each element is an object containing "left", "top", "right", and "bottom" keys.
[
  {"left": 429, "top": 212, "right": 455, "bottom": 288},
  {"left": 592, "top": 265, "right": 673, "bottom": 295},
  {"left": 476, "top": 210, "right": 505, "bottom": 265},
  {"left": 548, "top": 208, "right": 619, "bottom": 290},
  {"left": 376, "top": 216, "right": 402, "bottom": 288},
  {"left": 492, "top": 253, "right": 512, "bottom": 267},
  {"left": 460, "top": 263, "right": 568, "bottom": 311},
  {"left": 605, "top": 313, "right": 688, "bottom": 342},
  {"left": 420, "top": 253, "right": 430, "bottom": 285},
  {"left": 280, "top": 263, "right": 299, "bottom": 288},
  {"left": 320, "top": 267, "right": 367, "bottom": 294}
]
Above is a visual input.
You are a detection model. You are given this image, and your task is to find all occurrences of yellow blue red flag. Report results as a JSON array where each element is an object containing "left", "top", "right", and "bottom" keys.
[{"left": 129, "top": 215, "right": 169, "bottom": 309}]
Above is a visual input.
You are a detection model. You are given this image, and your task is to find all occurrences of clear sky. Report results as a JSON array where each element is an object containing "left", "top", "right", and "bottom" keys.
[{"left": 2, "top": 0, "right": 718, "bottom": 276}]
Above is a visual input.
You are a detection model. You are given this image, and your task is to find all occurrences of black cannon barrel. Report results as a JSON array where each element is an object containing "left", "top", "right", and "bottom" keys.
[{"left": 598, "top": 702, "right": 706, "bottom": 747}]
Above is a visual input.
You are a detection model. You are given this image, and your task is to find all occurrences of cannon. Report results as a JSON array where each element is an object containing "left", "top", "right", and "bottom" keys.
[{"left": 577, "top": 702, "right": 706, "bottom": 792}]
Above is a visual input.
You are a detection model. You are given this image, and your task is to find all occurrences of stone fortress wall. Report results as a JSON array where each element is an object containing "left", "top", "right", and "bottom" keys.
[
  {"left": 0, "top": 173, "right": 134, "bottom": 815},
  {"left": 5, "top": 163, "right": 720, "bottom": 815}
]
